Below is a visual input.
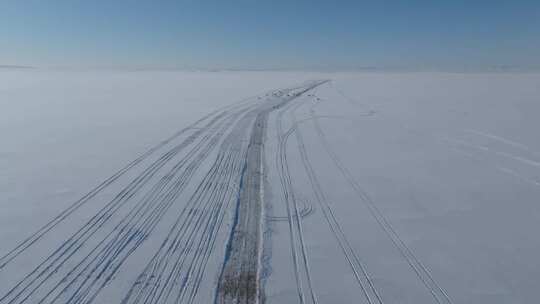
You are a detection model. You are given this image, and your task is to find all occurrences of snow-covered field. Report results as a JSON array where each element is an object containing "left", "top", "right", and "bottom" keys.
[{"left": 1, "top": 70, "right": 539, "bottom": 303}]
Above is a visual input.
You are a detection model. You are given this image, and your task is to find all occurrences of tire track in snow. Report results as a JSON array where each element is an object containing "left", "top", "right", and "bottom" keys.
[
  {"left": 290, "top": 107, "right": 384, "bottom": 304},
  {"left": 465, "top": 129, "right": 539, "bottom": 156},
  {"left": 122, "top": 103, "right": 257, "bottom": 304},
  {"left": 310, "top": 87, "right": 453, "bottom": 304},
  {"left": 0, "top": 98, "right": 258, "bottom": 304},
  {"left": 0, "top": 92, "right": 263, "bottom": 273},
  {"left": 217, "top": 81, "right": 327, "bottom": 304},
  {"left": 266, "top": 83, "right": 328, "bottom": 304},
  {"left": 0, "top": 110, "right": 218, "bottom": 271}
]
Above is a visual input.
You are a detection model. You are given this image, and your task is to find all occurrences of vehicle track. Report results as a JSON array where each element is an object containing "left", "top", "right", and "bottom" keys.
[
  {"left": 122, "top": 102, "right": 258, "bottom": 304},
  {"left": 0, "top": 96, "right": 261, "bottom": 304},
  {"left": 216, "top": 81, "right": 327, "bottom": 304},
  {"left": 0, "top": 90, "right": 267, "bottom": 273},
  {"left": 310, "top": 90, "right": 453, "bottom": 304},
  {"left": 267, "top": 83, "right": 329, "bottom": 304},
  {"left": 290, "top": 108, "right": 384, "bottom": 304},
  {"left": 0, "top": 110, "right": 216, "bottom": 271},
  {"left": 1, "top": 82, "right": 334, "bottom": 304}
]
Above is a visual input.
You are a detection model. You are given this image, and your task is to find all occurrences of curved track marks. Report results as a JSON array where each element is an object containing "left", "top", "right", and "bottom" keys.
[
  {"left": 0, "top": 93, "right": 263, "bottom": 304},
  {"left": 271, "top": 84, "right": 330, "bottom": 304},
  {"left": 1, "top": 81, "right": 330, "bottom": 304},
  {"left": 217, "top": 81, "right": 328, "bottom": 304},
  {"left": 292, "top": 115, "right": 384, "bottom": 304},
  {"left": 309, "top": 89, "right": 453, "bottom": 304},
  {"left": 0, "top": 110, "right": 221, "bottom": 271}
]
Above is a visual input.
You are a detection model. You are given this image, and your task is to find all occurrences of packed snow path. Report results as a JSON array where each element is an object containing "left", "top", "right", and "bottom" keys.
[
  {"left": 0, "top": 80, "right": 328, "bottom": 304},
  {"left": 2, "top": 72, "right": 540, "bottom": 304}
]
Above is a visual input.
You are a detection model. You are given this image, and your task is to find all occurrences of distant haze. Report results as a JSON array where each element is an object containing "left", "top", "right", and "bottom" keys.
[{"left": 1, "top": 0, "right": 539, "bottom": 70}]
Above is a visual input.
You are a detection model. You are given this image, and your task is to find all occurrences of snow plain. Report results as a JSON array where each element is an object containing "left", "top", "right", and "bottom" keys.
[{"left": 1, "top": 70, "right": 540, "bottom": 304}]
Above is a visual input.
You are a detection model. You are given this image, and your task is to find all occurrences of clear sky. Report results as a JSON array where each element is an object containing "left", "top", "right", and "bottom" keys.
[{"left": 1, "top": 0, "right": 539, "bottom": 69}]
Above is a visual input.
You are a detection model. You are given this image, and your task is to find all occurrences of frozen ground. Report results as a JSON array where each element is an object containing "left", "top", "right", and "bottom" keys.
[{"left": 1, "top": 70, "right": 539, "bottom": 303}]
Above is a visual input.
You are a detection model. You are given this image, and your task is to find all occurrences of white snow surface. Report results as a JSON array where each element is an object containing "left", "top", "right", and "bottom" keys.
[{"left": 1, "top": 70, "right": 540, "bottom": 304}]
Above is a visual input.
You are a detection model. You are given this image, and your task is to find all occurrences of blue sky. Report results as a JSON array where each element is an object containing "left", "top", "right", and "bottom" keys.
[{"left": 1, "top": 0, "right": 539, "bottom": 69}]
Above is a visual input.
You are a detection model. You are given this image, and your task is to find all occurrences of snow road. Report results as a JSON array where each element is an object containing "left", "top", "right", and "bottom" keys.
[{"left": 1, "top": 71, "right": 540, "bottom": 303}]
